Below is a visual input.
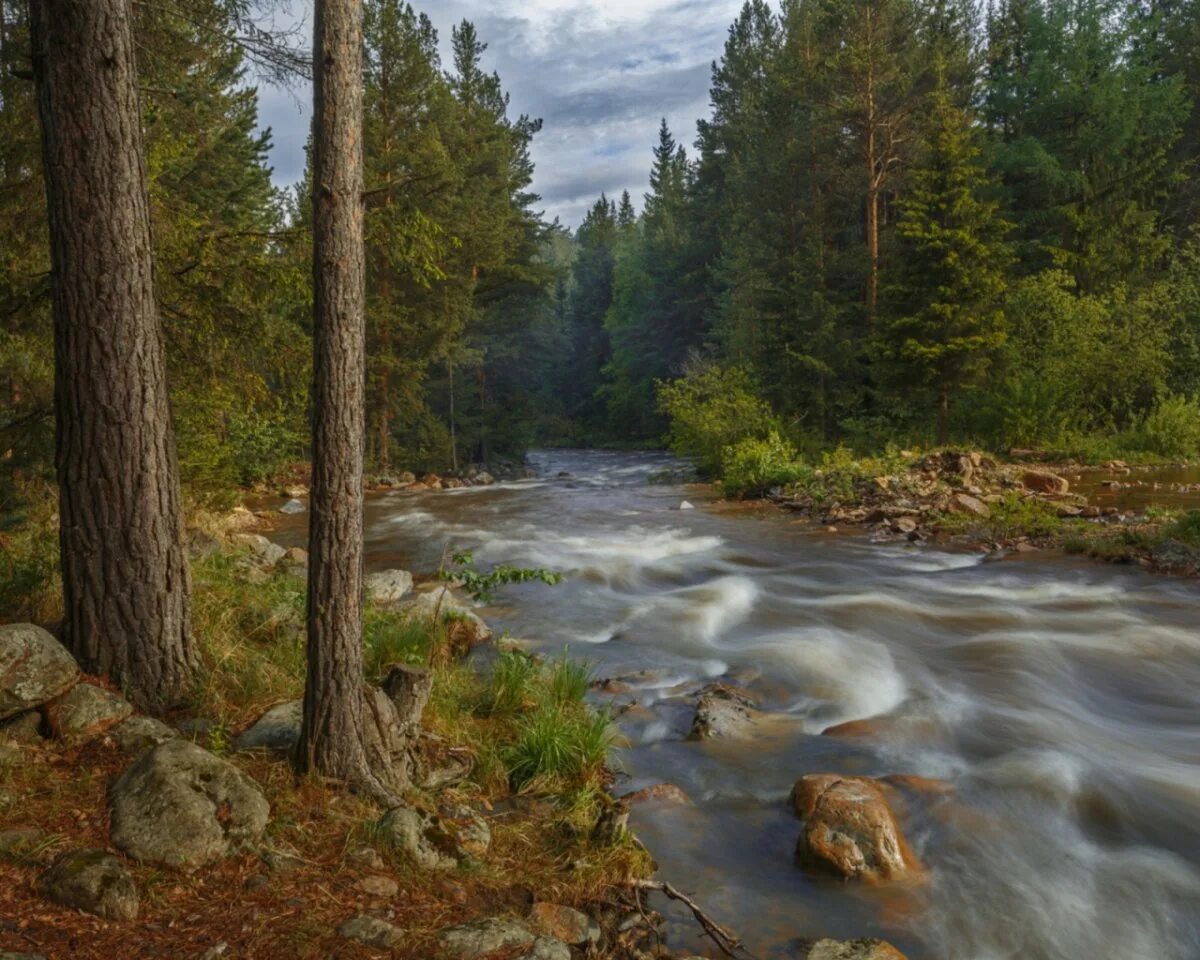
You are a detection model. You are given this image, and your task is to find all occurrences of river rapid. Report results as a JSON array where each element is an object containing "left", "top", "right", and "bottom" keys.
[{"left": 282, "top": 449, "right": 1200, "bottom": 960}]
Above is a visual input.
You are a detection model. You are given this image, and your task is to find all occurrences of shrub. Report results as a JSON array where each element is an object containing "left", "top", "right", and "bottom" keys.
[
  {"left": 719, "top": 430, "right": 803, "bottom": 497},
  {"left": 1124, "top": 394, "right": 1200, "bottom": 459},
  {"left": 1164, "top": 509, "right": 1200, "bottom": 547},
  {"left": 656, "top": 364, "right": 777, "bottom": 475}
]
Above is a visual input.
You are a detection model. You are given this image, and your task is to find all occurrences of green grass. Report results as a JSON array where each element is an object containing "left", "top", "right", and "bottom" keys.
[
  {"left": 505, "top": 702, "right": 621, "bottom": 791},
  {"left": 939, "top": 491, "right": 1066, "bottom": 540}
]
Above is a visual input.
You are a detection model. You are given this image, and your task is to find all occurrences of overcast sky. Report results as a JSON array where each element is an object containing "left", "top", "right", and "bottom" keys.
[{"left": 256, "top": 0, "right": 743, "bottom": 227}]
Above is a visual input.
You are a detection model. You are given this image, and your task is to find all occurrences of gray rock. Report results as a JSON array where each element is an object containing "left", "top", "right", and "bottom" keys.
[
  {"left": 234, "top": 700, "right": 301, "bottom": 753},
  {"left": 441, "top": 803, "right": 491, "bottom": 858},
  {"left": 231, "top": 534, "right": 287, "bottom": 566},
  {"left": 109, "top": 740, "right": 270, "bottom": 872},
  {"left": 472, "top": 472, "right": 495, "bottom": 485},
  {"left": 278, "top": 498, "right": 305, "bottom": 515},
  {"left": 523, "top": 938, "right": 572, "bottom": 960},
  {"left": 376, "top": 806, "right": 456, "bottom": 871},
  {"left": 689, "top": 682, "right": 758, "bottom": 739},
  {"left": 0, "top": 711, "right": 43, "bottom": 744},
  {"left": 438, "top": 917, "right": 536, "bottom": 959},
  {"left": 806, "top": 939, "right": 907, "bottom": 960},
  {"left": 0, "top": 623, "right": 80, "bottom": 720},
  {"left": 39, "top": 848, "right": 139, "bottom": 920},
  {"left": 365, "top": 568, "right": 414, "bottom": 604},
  {"left": 400, "top": 588, "right": 492, "bottom": 649},
  {"left": 339, "top": 914, "right": 405, "bottom": 949},
  {"left": 185, "top": 528, "right": 222, "bottom": 560},
  {"left": 110, "top": 715, "right": 177, "bottom": 753},
  {"left": 44, "top": 682, "right": 132, "bottom": 743}
]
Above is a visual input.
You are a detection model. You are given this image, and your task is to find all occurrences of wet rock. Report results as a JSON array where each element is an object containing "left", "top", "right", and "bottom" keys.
[
  {"left": 890, "top": 516, "right": 919, "bottom": 535},
  {"left": 231, "top": 533, "right": 287, "bottom": 566},
  {"left": 679, "top": 500, "right": 695, "bottom": 510},
  {"left": 381, "top": 663, "right": 432, "bottom": 732},
  {"left": 689, "top": 682, "right": 758, "bottom": 739},
  {"left": 376, "top": 806, "right": 456, "bottom": 871},
  {"left": 472, "top": 471, "right": 495, "bottom": 485},
  {"left": 949, "top": 493, "right": 990, "bottom": 518},
  {"left": 365, "top": 568, "right": 414, "bottom": 604},
  {"left": 339, "top": 915, "right": 405, "bottom": 949},
  {"left": 0, "top": 710, "right": 45, "bottom": 744},
  {"left": 879, "top": 774, "right": 954, "bottom": 798},
  {"left": 357, "top": 874, "right": 399, "bottom": 898},
  {"left": 110, "top": 715, "right": 177, "bottom": 754},
  {"left": 278, "top": 498, "right": 305, "bottom": 515},
  {"left": 1056, "top": 503, "right": 1083, "bottom": 518},
  {"left": 234, "top": 700, "right": 301, "bottom": 754},
  {"left": 0, "top": 623, "right": 80, "bottom": 720},
  {"left": 806, "top": 939, "right": 908, "bottom": 960},
  {"left": 44, "top": 682, "right": 132, "bottom": 743},
  {"left": 39, "top": 849, "right": 139, "bottom": 920},
  {"left": 1021, "top": 470, "right": 1069, "bottom": 495},
  {"left": 621, "top": 783, "right": 691, "bottom": 806},
  {"left": 529, "top": 902, "right": 598, "bottom": 945},
  {"left": 109, "top": 740, "right": 270, "bottom": 872},
  {"left": 790, "top": 774, "right": 920, "bottom": 883},
  {"left": 1080, "top": 505, "right": 1102, "bottom": 519}
]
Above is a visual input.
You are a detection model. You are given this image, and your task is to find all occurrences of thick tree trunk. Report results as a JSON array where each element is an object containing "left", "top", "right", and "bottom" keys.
[
  {"left": 30, "top": 0, "right": 196, "bottom": 711},
  {"left": 296, "top": 0, "right": 402, "bottom": 801}
]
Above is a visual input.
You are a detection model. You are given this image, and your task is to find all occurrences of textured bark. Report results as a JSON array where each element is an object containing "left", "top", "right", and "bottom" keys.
[
  {"left": 30, "top": 0, "right": 196, "bottom": 711},
  {"left": 296, "top": 0, "right": 402, "bottom": 800}
]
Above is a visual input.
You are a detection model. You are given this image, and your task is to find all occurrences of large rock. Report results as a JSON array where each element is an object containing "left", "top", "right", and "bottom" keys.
[
  {"left": 0, "top": 623, "right": 80, "bottom": 720},
  {"left": 790, "top": 774, "right": 919, "bottom": 883},
  {"left": 44, "top": 682, "right": 132, "bottom": 743},
  {"left": 400, "top": 588, "right": 492, "bottom": 650},
  {"left": 689, "top": 682, "right": 758, "bottom": 739},
  {"left": 807, "top": 939, "right": 908, "bottom": 960},
  {"left": 1021, "top": 470, "right": 1069, "bottom": 495},
  {"left": 231, "top": 534, "right": 287, "bottom": 566},
  {"left": 339, "top": 915, "right": 405, "bottom": 949},
  {"left": 949, "top": 493, "right": 990, "bottom": 519},
  {"left": 110, "top": 715, "right": 177, "bottom": 754},
  {"left": 529, "top": 903, "right": 598, "bottom": 945},
  {"left": 439, "top": 917, "right": 568, "bottom": 960},
  {"left": 109, "top": 740, "right": 269, "bottom": 872},
  {"left": 376, "top": 806, "right": 456, "bottom": 871},
  {"left": 365, "top": 569, "right": 414, "bottom": 604},
  {"left": 39, "top": 849, "right": 139, "bottom": 920},
  {"left": 234, "top": 700, "right": 301, "bottom": 753}
]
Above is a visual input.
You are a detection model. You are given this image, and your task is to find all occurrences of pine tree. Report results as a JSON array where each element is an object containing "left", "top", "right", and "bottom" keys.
[{"left": 886, "top": 71, "right": 1012, "bottom": 440}]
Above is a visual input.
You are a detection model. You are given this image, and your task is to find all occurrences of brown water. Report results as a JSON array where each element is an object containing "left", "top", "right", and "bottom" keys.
[{"left": 268, "top": 450, "right": 1200, "bottom": 960}]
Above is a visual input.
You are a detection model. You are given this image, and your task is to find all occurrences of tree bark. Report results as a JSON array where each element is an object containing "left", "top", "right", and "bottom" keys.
[
  {"left": 30, "top": 0, "right": 196, "bottom": 711},
  {"left": 296, "top": 0, "right": 403, "bottom": 801}
]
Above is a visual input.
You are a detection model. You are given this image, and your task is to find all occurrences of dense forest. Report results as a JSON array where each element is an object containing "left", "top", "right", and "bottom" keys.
[{"left": 7, "top": 0, "right": 1200, "bottom": 499}]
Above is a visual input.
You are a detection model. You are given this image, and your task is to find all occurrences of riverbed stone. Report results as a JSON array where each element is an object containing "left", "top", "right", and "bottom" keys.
[
  {"left": 234, "top": 700, "right": 301, "bottom": 753},
  {"left": 689, "top": 682, "right": 758, "bottom": 739},
  {"left": 949, "top": 493, "right": 991, "bottom": 518},
  {"left": 43, "top": 682, "right": 132, "bottom": 743},
  {"left": 110, "top": 715, "right": 178, "bottom": 754},
  {"left": 109, "top": 740, "right": 270, "bottom": 872},
  {"left": 807, "top": 939, "right": 908, "bottom": 960},
  {"left": 376, "top": 806, "right": 456, "bottom": 871},
  {"left": 0, "top": 623, "right": 80, "bottom": 720},
  {"left": 39, "top": 848, "right": 139, "bottom": 920},
  {"left": 278, "top": 498, "right": 305, "bottom": 515},
  {"left": 365, "top": 568, "right": 414, "bottom": 604},
  {"left": 791, "top": 774, "right": 919, "bottom": 883},
  {"left": 339, "top": 914, "right": 405, "bottom": 949},
  {"left": 1020, "top": 470, "right": 1069, "bottom": 495}
]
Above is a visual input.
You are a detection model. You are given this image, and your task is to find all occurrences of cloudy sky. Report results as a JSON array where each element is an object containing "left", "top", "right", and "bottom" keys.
[{"left": 256, "top": 0, "right": 744, "bottom": 227}]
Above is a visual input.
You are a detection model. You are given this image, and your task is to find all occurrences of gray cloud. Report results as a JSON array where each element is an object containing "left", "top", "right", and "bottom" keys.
[{"left": 254, "top": 0, "right": 741, "bottom": 226}]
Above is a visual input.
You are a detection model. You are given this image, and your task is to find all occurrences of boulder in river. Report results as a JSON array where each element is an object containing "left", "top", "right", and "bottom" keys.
[
  {"left": 689, "top": 682, "right": 759, "bottom": 739},
  {"left": 806, "top": 939, "right": 908, "bottom": 960},
  {"left": 109, "top": 740, "right": 270, "bottom": 872},
  {"left": 1020, "top": 470, "right": 1069, "bottom": 495},
  {"left": 790, "top": 774, "right": 920, "bottom": 883},
  {"left": 0, "top": 623, "right": 80, "bottom": 720},
  {"left": 39, "top": 848, "right": 139, "bottom": 921}
]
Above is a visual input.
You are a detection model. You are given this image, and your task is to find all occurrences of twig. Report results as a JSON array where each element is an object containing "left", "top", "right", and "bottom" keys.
[{"left": 626, "top": 878, "right": 744, "bottom": 958}]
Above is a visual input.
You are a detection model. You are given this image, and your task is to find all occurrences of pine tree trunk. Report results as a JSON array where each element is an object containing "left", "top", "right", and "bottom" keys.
[
  {"left": 30, "top": 0, "right": 196, "bottom": 712},
  {"left": 296, "top": 0, "right": 401, "bottom": 801}
]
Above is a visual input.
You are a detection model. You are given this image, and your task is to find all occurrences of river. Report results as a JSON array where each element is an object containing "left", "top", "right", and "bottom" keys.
[{"left": 279, "top": 449, "right": 1200, "bottom": 960}]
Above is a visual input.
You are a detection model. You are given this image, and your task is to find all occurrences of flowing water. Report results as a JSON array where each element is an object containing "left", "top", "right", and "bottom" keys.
[{"left": 275, "top": 450, "right": 1200, "bottom": 960}]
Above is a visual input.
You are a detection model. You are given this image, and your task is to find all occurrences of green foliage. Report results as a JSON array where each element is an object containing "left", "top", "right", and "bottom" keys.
[
  {"left": 1164, "top": 510, "right": 1200, "bottom": 547},
  {"left": 481, "top": 650, "right": 541, "bottom": 716},
  {"left": 505, "top": 702, "right": 619, "bottom": 791},
  {"left": 1122, "top": 395, "right": 1200, "bottom": 459},
  {"left": 656, "top": 363, "right": 778, "bottom": 475},
  {"left": 363, "top": 612, "right": 442, "bottom": 680},
  {"left": 719, "top": 431, "right": 803, "bottom": 497},
  {"left": 0, "top": 482, "right": 61, "bottom": 624},
  {"left": 440, "top": 550, "right": 564, "bottom": 604},
  {"left": 940, "top": 492, "right": 1065, "bottom": 539}
]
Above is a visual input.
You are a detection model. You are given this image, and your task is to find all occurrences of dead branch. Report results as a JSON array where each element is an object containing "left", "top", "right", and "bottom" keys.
[{"left": 626, "top": 878, "right": 745, "bottom": 958}]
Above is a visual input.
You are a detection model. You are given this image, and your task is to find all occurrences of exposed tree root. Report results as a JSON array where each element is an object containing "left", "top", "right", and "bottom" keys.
[{"left": 627, "top": 878, "right": 746, "bottom": 958}]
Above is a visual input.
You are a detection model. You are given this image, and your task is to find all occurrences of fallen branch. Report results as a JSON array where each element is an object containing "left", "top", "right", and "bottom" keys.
[{"left": 627, "top": 878, "right": 744, "bottom": 958}]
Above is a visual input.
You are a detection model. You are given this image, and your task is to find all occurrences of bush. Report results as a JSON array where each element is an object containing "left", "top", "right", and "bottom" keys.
[
  {"left": 720, "top": 430, "right": 803, "bottom": 497},
  {"left": 656, "top": 364, "right": 777, "bottom": 475},
  {"left": 1123, "top": 394, "right": 1200, "bottom": 459},
  {"left": 505, "top": 702, "right": 620, "bottom": 791}
]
